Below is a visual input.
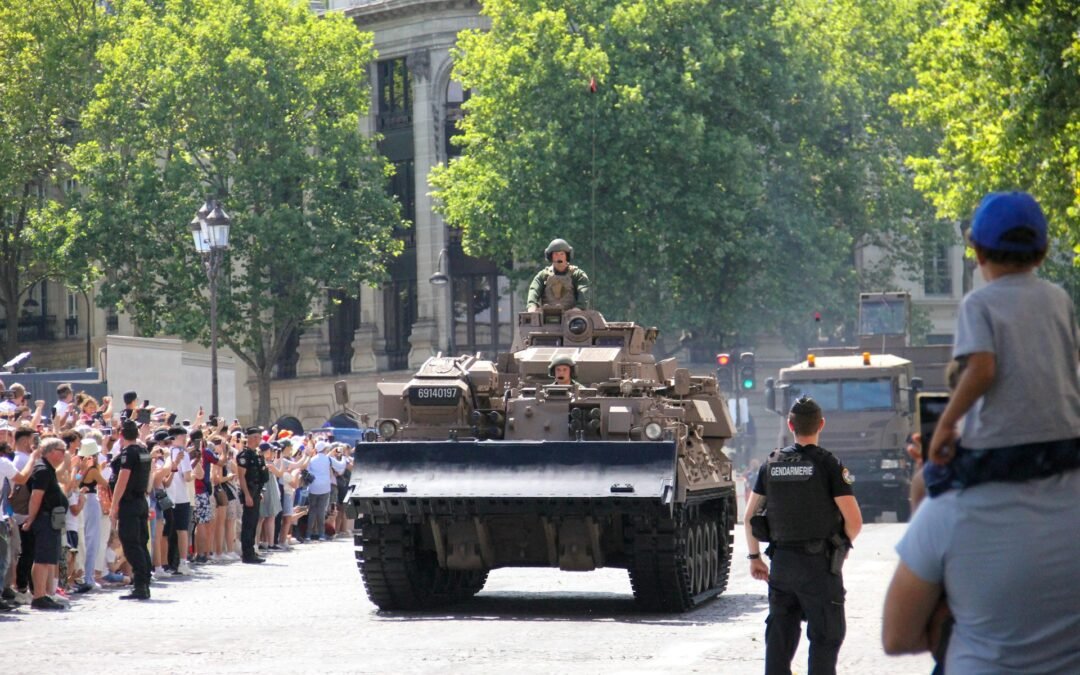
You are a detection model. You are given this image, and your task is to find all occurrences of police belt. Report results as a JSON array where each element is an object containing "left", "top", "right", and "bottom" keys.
[{"left": 770, "top": 539, "right": 829, "bottom": 554}]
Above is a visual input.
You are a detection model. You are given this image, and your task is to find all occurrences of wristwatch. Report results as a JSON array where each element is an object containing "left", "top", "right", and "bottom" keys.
[{"left": 747, "top": 553, "right": 761, "bottom": 560}]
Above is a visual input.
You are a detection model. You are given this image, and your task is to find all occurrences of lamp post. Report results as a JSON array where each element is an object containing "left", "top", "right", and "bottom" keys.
[
  {"left": 429, "top": 248, "right": 453, "bottom": 357},
  {"left": 189, "top": 199, "right": 232, "bottom": 417}
]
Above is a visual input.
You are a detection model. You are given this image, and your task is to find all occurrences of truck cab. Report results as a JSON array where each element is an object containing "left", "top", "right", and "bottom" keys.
[{"left": 765, "top": 352, "right": 917, "bottom": 522}]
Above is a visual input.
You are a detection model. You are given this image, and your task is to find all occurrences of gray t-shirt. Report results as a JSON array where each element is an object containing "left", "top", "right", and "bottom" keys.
[
  {"left": 953, "top": 272, "right": 1080, "bottom": 448},
  {"left": 896, "top": 470, "right": 1080, "bottom": 674}
]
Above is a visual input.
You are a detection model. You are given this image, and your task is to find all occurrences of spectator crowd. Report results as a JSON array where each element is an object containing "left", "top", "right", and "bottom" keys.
[{"left": 0, "top": 383, "right": 356, "bottom": 611}]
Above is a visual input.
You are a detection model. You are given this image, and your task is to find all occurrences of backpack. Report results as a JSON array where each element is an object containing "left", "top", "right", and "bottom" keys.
[{"left": 10, "top": 482, "right": 31, "bottom": 515}]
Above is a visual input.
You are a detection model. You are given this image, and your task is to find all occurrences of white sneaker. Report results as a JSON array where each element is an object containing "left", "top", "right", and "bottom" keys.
[
  {"left": 153, "top": 566, "right": 166, "bottom": 577},
  {"left": 176, "top": 561, "right": 193, "bottom": 576},
  {"left": 13, "top": 590, "right": 32, "bottom": 605},
  {"left": 227, "top": 552, "right": 241, "bottom": 561}
]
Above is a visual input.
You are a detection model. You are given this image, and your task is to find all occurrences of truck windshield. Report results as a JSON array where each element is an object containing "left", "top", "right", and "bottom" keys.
[{"left": 787, "top": 378, "right": 894, "bottom": 412}]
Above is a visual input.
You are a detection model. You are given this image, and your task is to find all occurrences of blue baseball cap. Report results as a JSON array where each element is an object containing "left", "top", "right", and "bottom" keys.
[{"left": 969, "top": 191, "right": 1047, "bottom": 252}]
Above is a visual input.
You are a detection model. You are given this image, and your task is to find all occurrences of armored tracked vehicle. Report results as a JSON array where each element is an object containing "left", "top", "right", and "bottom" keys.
[{"left": 348, "top": 307, "right": 738, "bottom": 611}]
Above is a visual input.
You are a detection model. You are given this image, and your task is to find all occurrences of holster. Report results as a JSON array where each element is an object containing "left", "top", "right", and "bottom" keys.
[{"left": 828, "top": 533, "right": 851, "bottom": 576}]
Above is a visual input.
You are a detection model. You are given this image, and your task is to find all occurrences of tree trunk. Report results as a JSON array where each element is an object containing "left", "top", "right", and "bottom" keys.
[{"left": 254, "top": 368, "right": 273, "bottom": 426}]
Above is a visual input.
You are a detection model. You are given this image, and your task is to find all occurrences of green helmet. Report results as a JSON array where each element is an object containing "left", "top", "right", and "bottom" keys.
[
  {"left": 544, "top": 238, "right": 574, "bottom": 262},
  {"left": 548, "top": 353, "right": 577, "bottom": 377}
]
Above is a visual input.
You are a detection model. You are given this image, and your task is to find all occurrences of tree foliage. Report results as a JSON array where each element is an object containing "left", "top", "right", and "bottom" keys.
[
  {"left": 432, "top": 0, "right": 951, "bottom": 351},
  {"left": 72, "top": 0, "right": 402, "bottom": 421},
  {"left": 0, "top": 0, "right": 108, "bottom": 359}
]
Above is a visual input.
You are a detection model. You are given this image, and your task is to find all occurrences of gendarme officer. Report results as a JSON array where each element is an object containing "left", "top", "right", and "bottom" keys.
[
  {"left": 744, "top": 396, "right": 863, "bottom": 675},
  {"left": 237, "top": 426, "right": 268, "bottom": 564},
  {"left": 109, "top": 420, "right": 153, "bottom": 600}
]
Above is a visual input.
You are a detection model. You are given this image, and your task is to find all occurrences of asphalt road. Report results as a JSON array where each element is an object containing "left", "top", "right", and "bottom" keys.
[{"left": 1, "top": 523, "right": 933, "bottom": 674}]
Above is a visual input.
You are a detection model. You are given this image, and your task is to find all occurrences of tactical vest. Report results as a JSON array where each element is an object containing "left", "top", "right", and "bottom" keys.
[
  {"left": 123, "top": 444, "right": 152, "bottom": 500},
  {"left": 543, "top": 269, "right": 578, "bottom": 310},
  {"left": 240, "top": 450, "right": 261, "bottom": 488},
  {"left": 764, "top": 445, "right": 840, "bottom": 543}
]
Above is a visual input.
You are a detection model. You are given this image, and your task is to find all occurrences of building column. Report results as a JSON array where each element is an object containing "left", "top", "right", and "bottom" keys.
[
  {"left": 406, "top": 47, "right": 445, "bottom": 369},
  {"left": 296, "top": 297, "right": 332, "bottom": 377}
]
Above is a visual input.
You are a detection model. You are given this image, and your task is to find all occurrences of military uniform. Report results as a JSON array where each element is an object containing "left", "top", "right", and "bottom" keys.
[
  {"left": 526, "top": 264, "right": 591, "bottom": 311},
  {"left": 117, "top": 441, "right": 152, "bottom": 598},
  {"left": 752, "top": 443, "right": 854, "bottom": 675},
  {"left": 237, "top": 442, "right": 268, "bottom": 562}
]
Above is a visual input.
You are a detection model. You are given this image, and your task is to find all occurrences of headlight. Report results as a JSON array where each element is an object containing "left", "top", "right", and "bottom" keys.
[
  {"left": 377, "top": 419, "right": 398, "bottom": 440},
  {"left": 644, "top": 422, "right": 663, "bottom": 441},
  {"left": 880, "top": 458, "right": 901, "bottom": 470}
]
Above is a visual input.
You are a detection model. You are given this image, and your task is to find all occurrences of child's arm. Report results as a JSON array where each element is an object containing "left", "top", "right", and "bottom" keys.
[{"left": 928, "top": 352, "right": 996, "bottom": 464}]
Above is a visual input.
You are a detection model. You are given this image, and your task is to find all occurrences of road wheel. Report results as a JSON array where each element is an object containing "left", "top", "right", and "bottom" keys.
[{"left": 355, "top": 515, "right": 488, "bottom": 610}]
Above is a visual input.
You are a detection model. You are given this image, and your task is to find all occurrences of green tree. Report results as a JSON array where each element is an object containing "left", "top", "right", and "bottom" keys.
[
  {"left": 432, "top": 0, "right": 950, "bottom": 353},
  {"left": 895, "top": 1, "right": 1080, "bottom": 242},
  {"left": 72, "top": 0, "right": 402, "bottom": 422},
  {"left": 0, "top": 0, "right": 108, "bottom": 361}
]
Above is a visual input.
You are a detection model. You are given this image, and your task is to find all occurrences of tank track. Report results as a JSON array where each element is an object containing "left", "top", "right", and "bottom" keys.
[
  {"left": 354, "top": 516, "right": 488, "bottom": 610},
  {"left": 628, "top": 499, "right": 733, "bottom": 612}
]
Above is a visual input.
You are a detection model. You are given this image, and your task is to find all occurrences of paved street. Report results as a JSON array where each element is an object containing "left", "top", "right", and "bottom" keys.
[{"left": 1, "top": 523, "right": 932, "bottom": 674}]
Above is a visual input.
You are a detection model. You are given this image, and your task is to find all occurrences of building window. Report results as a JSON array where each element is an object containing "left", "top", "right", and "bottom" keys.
[
  {"left": 105, "top": 307, "right": 119, "bottom": 333},
  {"left": 275, "top": 328, "right": 300, "bottom": 379},
  {"left": 327, "top": 290, "right": 359, "bottom": 375},
  {"left": 445, "top": 79, "right": 470, "bottom": 160},
  {"left": 923, "top": 239, "right": 951, "bottom": 296},
  {"left": 383, "top": 279, "right": 417, "bottom": 371},
  {"left": 389, "top": 159, "right": 416, "bottom": 231},
  {"left": 377, "top": 58, "right": 412, "bottom": 132},
  {"left": 452, "top": 272, "right": 514, "bottom": 357},
  {"left": 66, "top": 292, "right": 79, "bottom": 337}
]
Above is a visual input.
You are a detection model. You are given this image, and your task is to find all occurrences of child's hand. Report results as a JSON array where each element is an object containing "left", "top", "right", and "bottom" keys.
[
  {"left": 905, "top": 433, "right": 923, "bottom": 468},
  {"left": 928, "top": 425, "right": 958, "bottom": 465}
]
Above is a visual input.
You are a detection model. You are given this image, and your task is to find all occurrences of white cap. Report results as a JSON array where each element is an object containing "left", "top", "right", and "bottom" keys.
[{"left": 315, "top": 441, "right": 329, "bottom": 454}]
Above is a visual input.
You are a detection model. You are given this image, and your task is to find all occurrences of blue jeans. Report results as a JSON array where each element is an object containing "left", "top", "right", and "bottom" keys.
[{"left": 82, "top": 494, "right": 102, "bottom": 585}]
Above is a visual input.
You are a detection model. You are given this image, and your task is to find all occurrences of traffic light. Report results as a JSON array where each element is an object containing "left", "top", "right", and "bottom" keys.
[
  {"left": 716, "top": 353, "right": 734, "bottom": 393},
  {"left": 739, "top": 352, "right": 756, "bottom": 391}
]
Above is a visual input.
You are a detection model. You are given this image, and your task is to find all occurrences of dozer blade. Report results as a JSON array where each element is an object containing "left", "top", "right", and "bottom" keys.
[{"left": 349, "top": 440, "right": 676, "bottom": 500}]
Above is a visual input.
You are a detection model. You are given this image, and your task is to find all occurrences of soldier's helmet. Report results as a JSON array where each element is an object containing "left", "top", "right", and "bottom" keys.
[
  {"left": 545, "top": 238, "right": 574, "bottom": 262},
  {"left": 548, "top": 353, "right": 577, "bottom": 378}
]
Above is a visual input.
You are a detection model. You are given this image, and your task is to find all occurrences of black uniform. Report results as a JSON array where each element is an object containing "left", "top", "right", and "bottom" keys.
[
  {"left": 753, "top": 444, "right": 854, "bottom": 675},
  {"left": 117, "top": 442, "right": 153, "bottom": 596},
  {"left": 237, "top": 447, "right": 267, "bottom": 561}
]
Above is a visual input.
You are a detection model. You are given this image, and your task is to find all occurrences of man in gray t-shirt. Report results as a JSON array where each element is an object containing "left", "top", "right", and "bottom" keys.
[{"left": 891, "top": 471, "right": 1080, "bottom": 673}]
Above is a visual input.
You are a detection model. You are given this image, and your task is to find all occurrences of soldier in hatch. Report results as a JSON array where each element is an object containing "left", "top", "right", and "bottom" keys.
[
  {"left": 549, "top": 354, "right": 583, "bottom": 388},
  {"left": 526, "top": 238, "right": 591, "bottom": 311}
]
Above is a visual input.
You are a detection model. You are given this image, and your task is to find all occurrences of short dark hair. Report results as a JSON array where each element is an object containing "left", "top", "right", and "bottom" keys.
[
  {"left": 788, "top": 397, "right": 823, "bottom": 437},
  {"left": 973, "top": 227, "right": 1047, "bottom": 267},
  {"left": 60, "top": 429, "right": 82, "bottom": 446}
]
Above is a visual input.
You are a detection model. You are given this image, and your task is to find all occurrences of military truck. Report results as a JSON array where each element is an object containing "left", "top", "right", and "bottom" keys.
[
  {"left": 347, "top": 306, "right": 738, "bottom": 612},
  {"left": 763, "top": 292, "right": 950, "bottom": 522},
  {"left": 765, "top": 353, "right": 921, "bottom": 521}
]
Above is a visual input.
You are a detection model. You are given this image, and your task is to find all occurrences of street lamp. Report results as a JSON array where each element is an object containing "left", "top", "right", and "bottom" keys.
[
  {"left": 429, "top": 248, "right": 453, "bottom": 356},
  {"left": 189, "top": 198, "right": 231, "bottom": 417}
]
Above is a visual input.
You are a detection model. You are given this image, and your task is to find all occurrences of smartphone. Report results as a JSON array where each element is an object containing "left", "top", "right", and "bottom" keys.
[
  {"left": 167, "top": 413, "right": 177, "bottom": 426},
  {"left": 137, "top": 408, "right": 151, "bottom": 425},
  {"left": 102, "top": 427, "right": 113, "bottom": 435},
  {"left": 915, "top": 393, "right": 950, "bottom": 463}
]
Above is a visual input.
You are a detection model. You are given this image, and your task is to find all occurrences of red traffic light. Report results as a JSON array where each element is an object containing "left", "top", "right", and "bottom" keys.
[{"left": 716, "top": 353, "right": 731, "bottom": 366}]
